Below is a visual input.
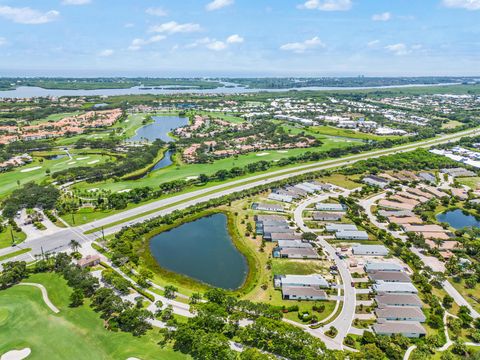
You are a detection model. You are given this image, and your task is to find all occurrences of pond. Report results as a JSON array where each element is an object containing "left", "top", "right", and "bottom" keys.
[
  {"left": 149, "top": 213, "right": 248, "bottom": 289},
  {"left": 436, "top": 209, "right": 480, "bottom": 229},
  {"left": 128, "top": 115, "right": 188, "bottom": 143},
  {"left": 151, "top": 150, "right": 173, "bottom": 171}
]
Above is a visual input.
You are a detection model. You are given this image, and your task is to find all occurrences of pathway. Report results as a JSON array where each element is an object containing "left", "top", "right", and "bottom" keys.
[{"left": 18, "top": 282, "right": 59, "bottom": 313}]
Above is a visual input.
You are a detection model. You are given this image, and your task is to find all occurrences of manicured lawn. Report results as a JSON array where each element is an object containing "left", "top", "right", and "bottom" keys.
[
  {"left": 318, "top": 173, "right": 361, "bottom": 190},
  {"left": 0, "top": 226, "right": 27, "bottom": 249},
  {"left": 457, "top": 177, "right": 480, "bottom": 189},
  {"left": 441, "top": 120, "right": 463, "bottom": 129},
  {"left": 74, "top": 138, "right": 355, "bottom": 194},
  {"left": 0, "top": 272, "right": 189, "bottom": 360},
  {"left": 0, "top": 248, "right": 31, "bottom": 261},
  {"left": 0, "top": 151, "right": 114, "bottom": 199},
  {"left": 271, "top": 259, "right": 331, "bottom": 277},
  {"left": 450, "top": 278, "right": 480, "bottom": 313},
  {"left": 309, "top": 125, "right": 402, "bottom": 141}
]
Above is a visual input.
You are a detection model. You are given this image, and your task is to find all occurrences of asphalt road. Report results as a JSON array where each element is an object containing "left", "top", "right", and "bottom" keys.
[
  {"left": 1, "top": 127, "right": 479, "bottom": 265},
  {"left": 293, "top": 190, "right": 357, "bottom": 350}
]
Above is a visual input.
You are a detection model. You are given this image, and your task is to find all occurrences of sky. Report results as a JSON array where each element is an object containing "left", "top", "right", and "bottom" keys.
[{"left": 0, "top": 0, "right": 479, "bottom": 77}]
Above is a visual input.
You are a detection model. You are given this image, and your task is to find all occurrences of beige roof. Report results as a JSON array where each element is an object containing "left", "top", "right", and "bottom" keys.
[
  {"left": 378, "top": 200, "right": 415, "bottom": 211},
  {"left": 425, "top": 240, "right": 459, "bottom": 249},
  {"left": 281, "top": 285, "right": 327, "bottom": 298},
  {"left": 403, "top": 224, "right": 445, "bottom": 233},
  {"left": 390, "top": 195, "right": 419, "bottom": 206},
  {"left": 421, "top": 185, "right": 448, "bottom": 198},
  {"left": 388, "top": 216, "right": 423, "bottom": 225},
  {"left": 421, "top": 232, "right": 451, "bottom": 240},
  {"left": 369, "top": 271, "right": 412, "bottom": 283},
  {"left": 406, "top": 187, "right": 434, "bottom": 199}
]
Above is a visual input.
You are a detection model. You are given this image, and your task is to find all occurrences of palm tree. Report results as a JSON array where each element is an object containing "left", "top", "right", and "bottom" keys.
[{"left": 69, "top": 239, "right": 81, "bottom": 253}]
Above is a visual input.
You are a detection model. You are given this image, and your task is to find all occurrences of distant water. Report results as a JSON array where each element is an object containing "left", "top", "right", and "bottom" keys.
[
  {"left": 149, "top": 213, "right": 248, "bottom": 289},
  {"left": 436, "top": 209, "right": 480, "bottom": 229},
  {"left": 0, "top": 83, "right": 462, "bottom": 99},
  {"left": 151, "top": 150, "right": 173, "bottom": 171},
  {"left": 128, "top": 115, "right": 188, "bottom": 143}
]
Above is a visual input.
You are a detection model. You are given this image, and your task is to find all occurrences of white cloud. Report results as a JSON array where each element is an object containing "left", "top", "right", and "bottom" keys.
[
  {"left": 62, "top": 0, "right": 91, "bottom": 5},
  {"left": 187, "top": 35, "right": 242, "bottom": 51},
  {"left": 372, "top": 12, "right": 392, "bottom": 21},
  {"left": 206, "top": 0, "right": 234, "bottom": 11},
  {"left": 367, "top": 40, "right": 380, "bottom": 48},
  {"left": 0, "top": 6, "right": 60, "bottom": 24},
  {"left": 226, "top": 34, "right": 244, "bottom": 44},
  {"left": 297, "top": 0, "right": 352, "bottom": 11},
  {"left": 207, "top": 40, "right": 227, "bottom": 51},
  {"left": 280, "top": 36, "right": 325, "bottom": 53},
  {"left": 124, "top": 23, "right": 134, "bottom": 28},
  {"left": 145, "top": 7, "right": 168, "bottom": 16},
  {"left": 442, "top": 0, "right": 480, "bottom": 10},
  {"left": 149, "top": 21, "right": 201, "bottom": 34},
  {"left": 0, "top": 37, "right": 6, "bottom": 46},
  {"left": 385, "top": 43, "right": 409, "bottom": 56},
  {"left": 128, "top": 35, "right": 166, "bottom": 51},
  {"left": 98, "top": 49, "right": 114, "bottom": 57}
]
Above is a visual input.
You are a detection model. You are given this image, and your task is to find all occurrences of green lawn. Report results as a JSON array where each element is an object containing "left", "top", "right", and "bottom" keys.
[
  {"left": 309, "top": 125, "right": 402, "bottom": 141},
  {"left": 0, "top": 226, "right": 27, "bottom": 249},
  {"left": 450, "top": 279, "right": 480, "bottom": 314},
  {"left": 271, "top": 259, "right": 331, "bottom": 277},
  {"left": 0, "top": 272, "right": 189, "bottom": 360},
  {"left": 0, "top": 151, "right": 114, "bottom": 199},
  {"left": 73, "top": 138, "right": 355, "bottom": 194},
  {"left": 457, "top": 177, "right": 480, "bottom": 189}
]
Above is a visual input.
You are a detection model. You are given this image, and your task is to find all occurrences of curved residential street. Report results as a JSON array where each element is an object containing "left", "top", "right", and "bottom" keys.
[{"left": 293, "top": 189, "right": 357, "bottom": 350}]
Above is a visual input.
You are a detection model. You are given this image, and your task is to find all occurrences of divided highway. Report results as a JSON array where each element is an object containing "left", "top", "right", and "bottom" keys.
[{"left": 0, "top": 127, "right": 479, "bottom": 264}]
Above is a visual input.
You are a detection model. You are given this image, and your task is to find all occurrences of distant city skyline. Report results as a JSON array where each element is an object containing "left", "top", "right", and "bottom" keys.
[{"left": 0, "top": 0, "right": 479, "bottom": 76}]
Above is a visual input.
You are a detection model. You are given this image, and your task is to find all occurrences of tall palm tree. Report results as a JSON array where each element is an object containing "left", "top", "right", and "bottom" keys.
[{"left": 69, "top": 239, "right": 81, "bottom": 253}]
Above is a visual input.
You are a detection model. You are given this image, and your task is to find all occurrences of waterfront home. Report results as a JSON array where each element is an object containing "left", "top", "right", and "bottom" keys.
[
  {"left": 352, "top": 245, "right": 389, "bottom": 256},
  {"left": 281, "top": 286, "right": 327, "bottom": 300},
  {"left": 276, "top": 247, "right": 319, "bottom": 259},
  {"left": 251, "top": 202, "right": 284, "bottom": 212},
  {"left": 274, "top": 274, "right": 329, "bottom": 288}
]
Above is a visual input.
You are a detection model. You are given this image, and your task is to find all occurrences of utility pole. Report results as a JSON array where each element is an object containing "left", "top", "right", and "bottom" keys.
[
  {"left": 101, "top": 226, "right": 105, "bottom": 242},
  {"left": 10, "top": 228, "right": 15, "bottom": 246}
]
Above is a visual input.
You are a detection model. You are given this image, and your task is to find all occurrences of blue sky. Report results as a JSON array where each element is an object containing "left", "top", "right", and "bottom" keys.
[{"left": 0, "top": 0, "right": 479, "bottom": 76}]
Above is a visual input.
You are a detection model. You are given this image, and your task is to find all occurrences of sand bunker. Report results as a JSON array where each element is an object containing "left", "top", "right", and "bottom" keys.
[{"left": 1, "top": 348, "right": 31, "bottom": 360}]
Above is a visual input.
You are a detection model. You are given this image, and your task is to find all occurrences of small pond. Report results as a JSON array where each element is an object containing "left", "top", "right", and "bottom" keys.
[
  {"left": 128, "top": 115, "right": 188, "bottom": 143},
  {"left": 149, "top": 213, "right": 248, "bottom": 289},
  {"left": 151, "top": 150, "right": 173, "bottom": 171},
  {"left": 436, "top": 209, "right": 480, "bottom": 229}
]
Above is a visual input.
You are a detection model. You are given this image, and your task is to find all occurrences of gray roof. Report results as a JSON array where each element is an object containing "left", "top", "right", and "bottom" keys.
[
  {"left": 312, "top": 212, "right": 343, "bottom": 221},
  {"left": 280, "top": 274, "right": 329, "bottom": 287},
  {"left": 352, "top": 245, "right": 389, "bottom": 255},
  {"left": 325, "top": 223, "right": 358, "bottom": 232},
  {"left": 373, "top": 321, "right": 426, "bottom": 336},
  {"left": 378, "top": 210, "right": 415, "bottom": 218},
  {"left": 373, "top": 282, "right": 418, "bottom": 294},
  {"left": 263, "top": 226, "right": 292, "bottom": 233},
  {"left": 375, "top": 294, "right": 423, "bottom": 307},
  {"left": 279, "top": 247, "right": 319, "bottom": 258},
  {"left": 365, "top": 262, "right": 404, "bottom": 272},
  {"left": 375, "top": 306, "right": 426, "bottom": 322},
  {"left": 268, "top": 232, "right": 301, "bottom": 241},
  {"left": 255, "top": 215, "right": 286, "bottom": 222},
  {"left": 316, "top": 203, "right": 347, "bottom": 211},
  {"left": 368, "top": 271, "right": 412, "bottom": 283},
  {"left": 281, "top": 285, "right": 327, "bottom": 298},
  {"left": 335, "top": 230, "right": 369, "bottom": 239},
  {"left": 277, "top": 240, "right": 313, "bottom": 248}
]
